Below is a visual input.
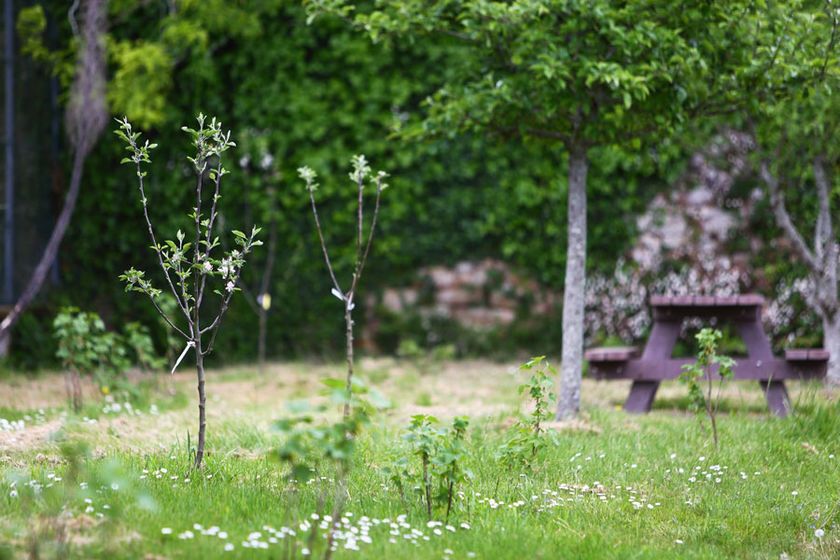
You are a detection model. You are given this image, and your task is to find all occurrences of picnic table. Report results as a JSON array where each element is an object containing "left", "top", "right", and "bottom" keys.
[{"left": 585, "top": 294, "right": 828, "bottom": 417}]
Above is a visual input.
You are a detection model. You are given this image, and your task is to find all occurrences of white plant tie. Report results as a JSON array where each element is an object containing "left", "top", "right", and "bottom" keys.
[
  {"left": 330, "top": 288, "right": 355, "bottom": 311},
  {"left": 172, "top": 340, "right": 196, "bottom": 375}
]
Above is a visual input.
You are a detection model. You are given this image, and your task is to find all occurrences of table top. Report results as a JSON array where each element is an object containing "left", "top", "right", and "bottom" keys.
[
  {"left": 649, "top": 294, "right": 765, "bottom": 321},
  {"left": 649, "top": 294, "right": 765, "bottom": 307}
]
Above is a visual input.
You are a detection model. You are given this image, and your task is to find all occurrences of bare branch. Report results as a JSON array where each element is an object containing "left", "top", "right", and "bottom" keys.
[
  {"left": 349, "top": 175, "right": 365, "bottom": 297},
  {"left": 236, "top": 280, "right": 261, "bottom": 316},
  {"left": 202, "top": 271, "right": 241, "bottom": 355},
  {"left": 759, "top": 159, "right": 818, "bottom": 271},
  {"left": 353, "top": 177, "right": 384, "bottom": 287},
  {"left": 814, "top": 152, "right": 832, "bottom": 261},
  {"left": 307, "top": 187, "right": 343, "bottom": 295},
  {"left": 138, "top": 287, "right": 190, "bottom": 340},
  {"left": 135, "top": 161, "right": 193, "bottom": 325}
]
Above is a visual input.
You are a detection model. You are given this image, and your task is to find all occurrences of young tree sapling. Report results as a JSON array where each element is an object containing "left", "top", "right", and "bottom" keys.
[
  {"left": 299, "top": 156, "right": 387, "bottom": 416},
  {"left": 117, "top": 114, "right": 261, "bottom": 469}
]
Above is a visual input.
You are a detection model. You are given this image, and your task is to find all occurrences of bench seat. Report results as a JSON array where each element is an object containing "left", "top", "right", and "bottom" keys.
[
  {"left": 585, "top": 346, "right": 640, "bottom": 362},
  {"left": 586, "top": 348, "right": 828, "bottom": 382}
]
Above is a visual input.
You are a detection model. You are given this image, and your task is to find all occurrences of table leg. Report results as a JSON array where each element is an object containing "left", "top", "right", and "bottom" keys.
[
  {"left": 738, "top": 320, "right": 791, "bottom": 416},
  {"left": 760, "top": 380, "right": 791, "bottom": 417},
  {"left": 624, "top": 381, "right": 661, "bottom": 413},
  {"left": 736, "top": 320, "right": 774, "bottom": 359},
  {"left": 624, "top": 320, "right": 680, "bottom": 413}
]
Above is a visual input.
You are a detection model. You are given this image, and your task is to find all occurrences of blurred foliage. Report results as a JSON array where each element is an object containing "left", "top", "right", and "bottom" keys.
[{"left": 9, "top": 1, "right": 696, "bottom": 367}]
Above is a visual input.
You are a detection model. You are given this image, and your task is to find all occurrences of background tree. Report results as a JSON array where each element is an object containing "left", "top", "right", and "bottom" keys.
[
  {"left": 9, "top": 0, "right": 664, "bottom": 370},
  {"left": 305, "top": 0, "right": 779, "bottom": 418},
  {"left": 749, "top": 3, "right": 840, "bottom": 384},
  {"left": 0, "top": 0, "right": 106, "bottom": 347}
]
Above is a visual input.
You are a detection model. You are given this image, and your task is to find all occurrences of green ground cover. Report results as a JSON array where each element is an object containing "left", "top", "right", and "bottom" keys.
[{"left": 0, "top": 360, "right": 837, "bottom": 559}]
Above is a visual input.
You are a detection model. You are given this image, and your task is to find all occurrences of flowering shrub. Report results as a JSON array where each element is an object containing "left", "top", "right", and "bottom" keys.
[{"left": 585, "top": 257, "right": 818, "bottom": 352}]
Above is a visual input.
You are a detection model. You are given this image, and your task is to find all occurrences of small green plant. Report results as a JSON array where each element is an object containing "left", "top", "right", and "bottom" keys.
[
  {"left": 432, "top": 415, "right": 470, "bottom": 523},
  {"left": 680, "top": 327, "right": 735, "bottom": 451},
  {"left": 397, "top": 339, "right": 457, "bottom": 376},
  {"left": 53, "top": 307, "right": 129, "bottom": 411},
  {"left": 116, "top": 114, "right": 261, "bottom": 469},
  {"left": 403, "top": 414, "right": 440, "bottom": 520},
  {"left": 53, "top": 308, "right": 165, "bottom": 410},
  {"left": 123, "top": 321, "right": 166, "bottom": 373},
  {"left": 396, "top": 414, "right": 472, "bottom": 521},
  {"left": 272, "top": 378, "right": 388, "bottom": 559},
  {"left": 299, "top": 156, "right": 388, "bottom": 417},
  {"left": 497, "top": 356, "right": 558, "bottom": 468}
]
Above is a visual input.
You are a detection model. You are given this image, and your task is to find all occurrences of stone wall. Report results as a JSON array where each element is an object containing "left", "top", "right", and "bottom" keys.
[{"left": 362, "top": 259, "right": 559, "bottom": 350}]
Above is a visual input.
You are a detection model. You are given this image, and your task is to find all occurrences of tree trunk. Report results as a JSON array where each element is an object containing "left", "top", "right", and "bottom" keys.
[
  {"left": 822, "top": 312, "right": 840, "bottom": 386},
  {"left": 258, "top": 308, "right": 267, "bottom": 371},
  {"left": 0, "top": 0, "right": 106, "bottom": 348},
  {"left": 0, "top": 150, "right": 86, "bottom": 346},
  {"left": 344, "top": 307, "right": 354, "bottom": 417},
  {"left": 71, "top": 370, "right": 82, "bottom": 412},
  {"left": 555, "top": 143, "right": 588, "bottom": 420},
  {"left": 194, "top": 349, "right": 207, "bottom": 469}
]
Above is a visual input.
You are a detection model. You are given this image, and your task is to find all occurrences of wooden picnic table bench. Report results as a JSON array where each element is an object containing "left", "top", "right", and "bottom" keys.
[{"left": 585, "top": 294, "right": 828, "bottom": 417}]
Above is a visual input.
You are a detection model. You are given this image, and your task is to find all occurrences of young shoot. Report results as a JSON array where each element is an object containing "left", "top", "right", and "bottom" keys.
[
  {"left": 298, "top": 156, "right": 388, "bottom": 416},
  {"left": 680, "top": 328, "right": 735, "bottom": 451},
  {"left": 116, "top": 114, "right": 261, "bottom": 469},
  {"left": 497, "top": 356, "right": 559, "bottom": 468}
]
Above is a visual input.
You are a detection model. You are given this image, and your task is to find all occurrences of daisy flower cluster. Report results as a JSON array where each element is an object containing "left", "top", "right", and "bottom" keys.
[
  {"left": 158, "top": 512, "right": 475, "bottom": 556},
  {"left": 0, "top": 409, "right": 48, "bottom": 432}
]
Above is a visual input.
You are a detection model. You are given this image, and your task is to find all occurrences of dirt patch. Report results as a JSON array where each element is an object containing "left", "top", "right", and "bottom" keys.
[
  {"left": 0, "top": 359, "right": 829, "bottom": 455},
  {"left": 0, "top": 420, "right": 64, "bottom": 453}
]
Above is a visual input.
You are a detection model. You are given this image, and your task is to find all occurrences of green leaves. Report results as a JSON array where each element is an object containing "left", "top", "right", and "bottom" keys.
[
  {"left": 679, "top": 327, "right": 735, "bottom": 450},
  {"left": 499, "top": 355, "right": 558, "bottom": 468},
  {"left": 392, "top": 414, "right": 473, "bottom": 520},
  {"left": 271, "top": 386, "right": 388, "bottom": 482},
  {"left": 53, "top": 307, "right": 159, "bottom": 395},
  {"left": 114, "top": 117, "right": 156, "bottom": 167},
  {"left": 310, "top": 0, "right": 757, "bottom": 147}
]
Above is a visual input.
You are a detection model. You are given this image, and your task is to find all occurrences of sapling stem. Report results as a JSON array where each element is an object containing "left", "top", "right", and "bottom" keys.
[
  {"left": 422, "top": 453, "right": 432, "bottom": 520},
  {"left": 680, "top": 328, "right": 733, "bottom": 452},
  {"left": 445, "top": 480, "right": 454, "bottom": 524},
  {"left": 706, "top": 358, "right": 718, "bottom": 450}
]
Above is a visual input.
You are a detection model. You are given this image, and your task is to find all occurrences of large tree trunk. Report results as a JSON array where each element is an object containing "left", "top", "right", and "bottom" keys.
[
  {"left": 0, "top": 150, "right": 86, "bottom": 343},
  {"left": 823, "top": 312, "right": 840, "bottom": 385},
  {"left": 761, "top": 154, "right": 840, "bottom": 388},
  {"left": 0, "top": 0, "right": 106, "bottom": 347},
  {"left": 556, "top": 143, "right": 588, "bottom": 420}
]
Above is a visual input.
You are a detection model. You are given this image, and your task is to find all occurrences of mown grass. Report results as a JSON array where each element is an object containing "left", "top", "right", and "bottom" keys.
[{"left": 0, "top": 360, "right": 838, "bottom": 559}]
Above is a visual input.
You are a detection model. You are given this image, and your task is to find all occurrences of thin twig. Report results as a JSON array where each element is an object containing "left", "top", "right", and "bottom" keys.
[
  {"left": 307, "top": 188, "right": 343, "bottom": 294},
  {"left": 135, "top": 160, "right": 193, "bottom": 324},
  {"left": 137, "top": 285, "right": 190, "bottom": 339},
  {"left": 351, "top": 179, "right": 384, "bottom": 291}
]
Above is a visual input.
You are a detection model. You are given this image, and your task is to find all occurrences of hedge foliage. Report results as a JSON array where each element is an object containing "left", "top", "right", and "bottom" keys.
[{"left": 10, "top": 1, "right": 684, "bottom": 367}]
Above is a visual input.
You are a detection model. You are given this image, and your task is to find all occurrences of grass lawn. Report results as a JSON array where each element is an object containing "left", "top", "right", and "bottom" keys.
[{"left": 0, "top": 358, "right": 838, "bottom": 559}]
